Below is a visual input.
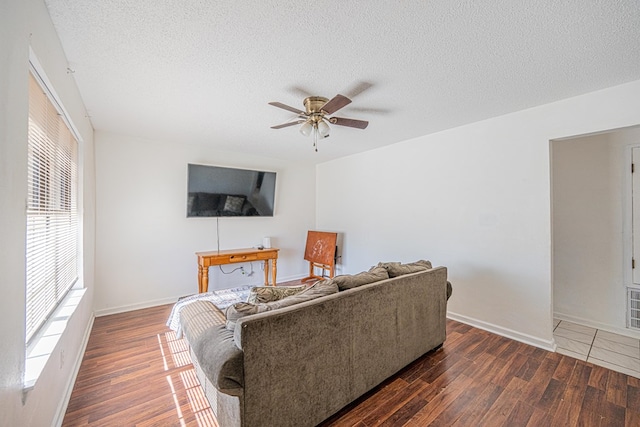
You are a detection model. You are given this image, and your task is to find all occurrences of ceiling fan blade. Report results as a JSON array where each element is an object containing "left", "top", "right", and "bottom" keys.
[
  {"left": 344, "top": 81, "right": 373, "bottom": 99},
  {"left": 330, "top": 117, "right": 369, "bottom": 129},
  {"left": 288, "top": 85, "right": 314, "bottom": 98},
  {"left": 321, "top": 94, "right": 352, "bottom": 115},
  {"left": 347, "top": 106, "right": 391, "bottom": 115},
  {"left": 268, "top": 101, "right": 305, "bottom": 115},
  {"left": 270, "top": 120, "right": 305, "bottom": 129}
]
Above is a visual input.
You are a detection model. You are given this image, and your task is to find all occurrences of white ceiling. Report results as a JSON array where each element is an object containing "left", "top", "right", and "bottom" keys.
[{"left": 44, "top": 0, "right": 640, "bottom": 164}]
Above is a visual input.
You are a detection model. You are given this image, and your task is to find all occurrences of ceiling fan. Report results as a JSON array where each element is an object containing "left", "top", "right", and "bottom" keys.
[{"left": 269, "top": 94, "right": 369, "bottom": 152}]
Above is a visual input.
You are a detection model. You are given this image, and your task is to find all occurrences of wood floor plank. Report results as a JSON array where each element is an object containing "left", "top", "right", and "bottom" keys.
[
  {"left": 401, "top": 373, "right": 475, "bottom": 426},
  {"left": 63, "top": 305, "right": 640, "bottom": 427},
  {"left": 588, "top": 364, "right": 611, "bottom": 391},
  {"left": 449, "top": 382, "right": 504, "bottom": 427},
  {"left": 515, "top": 350, "right": 544, "bottom": 382},
  {"left": 359, "top": 378, "right": 430, "bottom": 425},
  {"left": 520, "top": 355, "right": 561, "bottom": 404},
  {"left": 606, "top": 370, "right": 628, "bottom": 407},
  {"left": 577, "top": 386, "right": 607, "bottom": 426},
  {"left": 626, "top": 410, "right": 640, "bottom": 427},
  {"left": 492, "top": 351, "right": 530, "bottom": 388},
  {"left": 628, "top": 382, "right": 640, "bottom": 412},
  {"left": 526, "top": 407, "right": 553, "bottom": 427},
  {"left": 462, "top": 351, "right": 499, "bottom": 382},
  {"left": 427, "top": 373, "right": 496, "bottom": 426},
  {"left": 552, "top": 353, "right": 577, "bottom": 383},
  {"left": 321, "top": 378, "right": 409, "bottom": 426},
  {"left": 502, "top": 400, "right": 536, "bottom": 427},
  {"left": 477, "top": 376, "right": 529, "bottom": 426},
  {"left": 536, "top": 378, "right": 566, "bottom": 414},
  {"left": 550, "top": 359, "right": 592, "bottom": 427}
]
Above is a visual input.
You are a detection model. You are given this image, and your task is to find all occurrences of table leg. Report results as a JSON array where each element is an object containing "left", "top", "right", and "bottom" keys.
[
  {"left": 263, "top": 260, "right": 269, "bottom": 286},
  {"left": 198, "top": 264, "right": 209, "bottom": 293},
  {"left": 271, "top": 258, "right": 277, "bottom": 286}
]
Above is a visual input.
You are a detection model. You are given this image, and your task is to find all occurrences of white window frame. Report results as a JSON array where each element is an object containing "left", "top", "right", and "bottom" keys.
[
  {"left": 24, "top": 53, "right": 86, "bottom": 390},
  {"left": 26, "top": 67, "right": 81, "bottom": 345}
]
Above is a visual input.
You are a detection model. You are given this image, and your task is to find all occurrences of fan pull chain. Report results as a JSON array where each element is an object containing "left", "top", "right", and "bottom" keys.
[{"left": 313, "top": 124, "right": 319, "bottom": 152}]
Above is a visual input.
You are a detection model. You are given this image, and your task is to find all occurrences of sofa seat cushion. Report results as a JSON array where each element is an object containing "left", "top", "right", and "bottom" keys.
[
  {"left": 377, "top": 260, "right": 433, "bottom": 278},
  {"left": 332, "top": 266, "right": 389, "bottom": 291},
  {"left": 225, "top": 280, "right": 339, "bottom": 330}
]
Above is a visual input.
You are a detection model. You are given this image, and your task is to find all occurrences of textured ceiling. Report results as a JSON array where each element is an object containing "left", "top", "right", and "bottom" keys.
[{"left": 44, "top": 0, "right": 640, "bottom": 163}]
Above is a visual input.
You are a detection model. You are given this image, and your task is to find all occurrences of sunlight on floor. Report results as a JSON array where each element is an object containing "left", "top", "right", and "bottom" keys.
[
  {"left": 166, "top": 375, "right": 187, "bottom": 427},
  {"left": 166, "top": 330, "right": 192, "bottom": 368},
  {"left": 160, "top": 330, "right": 218, "bottom": 426}
]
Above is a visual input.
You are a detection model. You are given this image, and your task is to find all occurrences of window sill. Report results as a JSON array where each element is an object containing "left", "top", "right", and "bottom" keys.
[{"left": 24, "top": 288, "right": 87, "bottom": 391}]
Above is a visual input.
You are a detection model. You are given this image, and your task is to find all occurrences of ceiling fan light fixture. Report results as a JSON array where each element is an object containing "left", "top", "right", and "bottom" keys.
[
  {"left": 270, "top": 93, "right": 370, "bottom": 152},
  {"left": 317, "top": 119, "right": 330, "bottom": 137},
  {"left": 299, "top": 121, "right": 313, "bottom": 137}
]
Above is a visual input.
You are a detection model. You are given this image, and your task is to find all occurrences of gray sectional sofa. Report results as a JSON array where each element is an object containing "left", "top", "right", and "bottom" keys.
[{"left": 177, "top": 261, "right": 451, "bottom": 427}]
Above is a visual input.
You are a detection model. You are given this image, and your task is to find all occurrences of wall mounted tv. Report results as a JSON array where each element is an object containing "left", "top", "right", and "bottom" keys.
[{"left": 187, "top": 163, "right": 276, "bottom": 217}]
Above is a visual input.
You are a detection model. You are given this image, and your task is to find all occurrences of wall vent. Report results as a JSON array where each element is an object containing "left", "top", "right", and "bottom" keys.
[{"left": 629, "top": 288, "right": 640, "bottom": 330}]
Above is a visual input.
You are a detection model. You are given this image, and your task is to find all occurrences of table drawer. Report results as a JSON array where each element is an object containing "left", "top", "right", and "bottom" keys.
[
  {"left": 227, "top": 253, "right": 259, "bottom": 262},
  {"left": 197, "top": 248, "right": 278, "bottom": 267}
]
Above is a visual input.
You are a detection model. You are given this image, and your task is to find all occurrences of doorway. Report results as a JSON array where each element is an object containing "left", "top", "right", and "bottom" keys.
[{"left": 551, "top": 125, "right": 640, "bottom": 336}]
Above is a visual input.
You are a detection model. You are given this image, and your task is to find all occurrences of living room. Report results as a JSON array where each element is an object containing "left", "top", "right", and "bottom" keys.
[{"left": 2, "top": 1, "right": 640, "bottom": 425}]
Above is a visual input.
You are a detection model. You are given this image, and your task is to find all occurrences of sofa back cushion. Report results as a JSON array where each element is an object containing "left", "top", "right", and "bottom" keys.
[
  {"left": 332, "top": 266, "right": 389, "bottom": 291},
  {"left": 225, "top": 280, "right": 338, "bottom": 330},
  {"left": 377, "top": 260, "right": 432, "bottom": 278}
]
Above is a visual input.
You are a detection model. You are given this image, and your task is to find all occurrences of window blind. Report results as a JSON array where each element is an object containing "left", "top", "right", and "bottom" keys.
[{"left": 26, "top": 72, "right": 79, "bottom": 343}]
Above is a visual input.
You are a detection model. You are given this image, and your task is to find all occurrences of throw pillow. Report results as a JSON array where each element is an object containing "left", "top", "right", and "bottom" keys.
[
  {"left": 247, "top": 285, "right": 307, "bottom": 304},
  {"left": 225, "top": 280, "right": 339, "bottom": 330},
  {"left": 223, "top": 195, "right": 245, "bottom": 213},
  {"left": 377, "top": 260, "right": 432, "bottom": 278},
  {"left": 332, "top": 266, "right": 389, "bottom": 291}
]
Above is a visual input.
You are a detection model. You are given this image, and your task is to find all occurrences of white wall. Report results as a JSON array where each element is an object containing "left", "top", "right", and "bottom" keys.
[
  {"left": 94, "top": 131, "right": 316, "bottom": 314},
  {"left": 552, "top": 127, "right": 640, "bottom": 336},
  {"left": 0, "top": 0, "right": 95, "bottom": 425},
  {"left": 317, "top": 80, "right": 640, "bottom": 349}
]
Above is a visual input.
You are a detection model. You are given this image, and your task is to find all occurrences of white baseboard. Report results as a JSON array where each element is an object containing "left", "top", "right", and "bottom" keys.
[
  {"left": 554, "top": 311, "right": 640, "bottom": 340},
  {"left": 447, "top": 311, "right": 556, "bottom": 352},
  {"left": 94, "top": 295, "right": 184, "bottom": 317},
  {"left": 53, "top": 314, "right": 95, "bottom": 427}
]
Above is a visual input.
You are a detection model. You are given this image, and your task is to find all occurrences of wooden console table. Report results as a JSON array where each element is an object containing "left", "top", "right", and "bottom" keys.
[{"left": 196, "top": 248, "right": 279, "bottom": 293}]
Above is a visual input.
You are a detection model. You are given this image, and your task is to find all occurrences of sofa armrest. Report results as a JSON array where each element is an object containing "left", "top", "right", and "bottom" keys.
[{"left": 192, "top": 324, "right": 244, "bottom": 394}]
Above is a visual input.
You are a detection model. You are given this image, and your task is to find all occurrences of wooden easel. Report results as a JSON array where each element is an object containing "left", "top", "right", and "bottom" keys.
[{"left": 301, "top": 231, "right": 337, "bottom": 282}]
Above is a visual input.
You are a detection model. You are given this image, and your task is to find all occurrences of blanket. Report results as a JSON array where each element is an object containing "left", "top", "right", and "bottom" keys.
[{"left": 166, "top": 285, "right": 253, "bottom": 338}]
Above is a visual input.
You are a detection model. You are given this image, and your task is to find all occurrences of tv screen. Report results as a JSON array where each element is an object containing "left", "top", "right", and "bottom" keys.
[{"left": 187, "top": 164, "right": 276, "bottom": 217}]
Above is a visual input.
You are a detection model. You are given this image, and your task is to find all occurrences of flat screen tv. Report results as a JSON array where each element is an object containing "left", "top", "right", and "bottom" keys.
[{"left": 187, "top": 163, "right": 276, "bottom": 217}]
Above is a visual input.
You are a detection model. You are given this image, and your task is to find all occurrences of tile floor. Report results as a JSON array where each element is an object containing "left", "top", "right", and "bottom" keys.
[{"left": 553, "top": 319, "right": 640, "bottom": 379}]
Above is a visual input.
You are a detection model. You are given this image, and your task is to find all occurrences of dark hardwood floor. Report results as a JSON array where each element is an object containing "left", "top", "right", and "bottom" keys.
[{"left": 62, "top": 304, "right": 640, "bottom": 426}]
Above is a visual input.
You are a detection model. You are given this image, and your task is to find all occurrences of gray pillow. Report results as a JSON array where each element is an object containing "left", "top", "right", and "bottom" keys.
[
  {"left": 223, "top": 195, "right": 245, "bottom": 213},
  {"left": 378, "top": 260, "right": 432, "bottom": 278},
  {"left": 332, "top": 266, "right": 389, "bottom": 291},
  {"left": 225, "top": 280, "right": 338, "bottom": 330}
]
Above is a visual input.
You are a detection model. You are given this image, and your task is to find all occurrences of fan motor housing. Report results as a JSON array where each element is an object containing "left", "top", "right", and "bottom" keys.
[{"left": 303, "top": 96, "right": 329, "bottom": 115}]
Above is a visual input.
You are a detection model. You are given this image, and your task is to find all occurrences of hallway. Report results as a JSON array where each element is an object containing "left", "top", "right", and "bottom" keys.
[{"left": 554, "top": 319, "right": 640, "bottom": 379}]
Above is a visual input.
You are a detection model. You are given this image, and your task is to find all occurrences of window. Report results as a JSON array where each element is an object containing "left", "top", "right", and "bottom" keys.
[{"left": 25, "top": 72, "right": 79, "bottom": 343}]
